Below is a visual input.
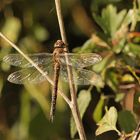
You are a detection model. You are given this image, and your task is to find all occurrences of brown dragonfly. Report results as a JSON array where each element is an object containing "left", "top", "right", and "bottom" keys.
[{"left": 3, "top": 40, "right": 102, "bottom": 122}]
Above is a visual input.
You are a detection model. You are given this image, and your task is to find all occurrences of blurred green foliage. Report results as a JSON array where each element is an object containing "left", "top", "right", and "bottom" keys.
[{"left": 0, "top": 0, "right": 140, "bottom": 140}]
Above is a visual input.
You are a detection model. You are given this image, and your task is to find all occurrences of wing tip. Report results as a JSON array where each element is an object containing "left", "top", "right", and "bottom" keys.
[
  {"left": 3, "top": 55, "right": 9, "bottom": 63},
  {"left": 7, "top": 74, "right": 17, "bottom": 84}
]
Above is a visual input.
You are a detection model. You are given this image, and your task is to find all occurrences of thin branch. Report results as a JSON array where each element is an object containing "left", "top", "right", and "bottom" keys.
[
  {"left": 55, "top": 0, "right": 87, "bottom": 140},
  {"left": 55, "top": 0, "right": 67, "bottom": 45},
  {"left": 0, "top": 32, "right": 71, "bottom": 106},
  {"left": 133, "top": 121, "right": 140, "bottom": 140}
]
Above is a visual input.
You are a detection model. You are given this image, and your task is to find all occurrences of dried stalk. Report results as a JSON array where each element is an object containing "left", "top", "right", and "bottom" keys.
[
  {"left": 0, "top": 32, "right": 71, "bottom": 106},
  {"left": 55, "top": 0, "right": 86, "bottom": 139},
  {"left": 133, "top": 121, "right": 140, "bottom": 140}
]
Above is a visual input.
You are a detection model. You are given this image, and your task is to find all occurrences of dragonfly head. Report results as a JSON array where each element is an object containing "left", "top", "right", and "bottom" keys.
[{"left": 54, "top": 40, "right": 65, "bottom": 48}]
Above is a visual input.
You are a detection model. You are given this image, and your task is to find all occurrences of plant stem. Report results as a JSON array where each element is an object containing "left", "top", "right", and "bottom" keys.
[
  {"left": 133, "top": 121, "right": 140, "bottom": 140},
  {"left": 55, "top": 0, "right": 67, "bottom": 45},
  {"left": 55, "top": 0, "right": 86, "bottom": 139}
]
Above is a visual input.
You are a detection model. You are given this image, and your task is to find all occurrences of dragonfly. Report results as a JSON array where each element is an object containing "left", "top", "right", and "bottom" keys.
[{"left": 3, "top": 40, "right": 102, "bottom": 122}]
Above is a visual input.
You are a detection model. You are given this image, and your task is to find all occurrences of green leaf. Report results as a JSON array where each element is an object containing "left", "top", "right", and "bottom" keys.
[
  {"left": 72, "top": 38, "right": 97, "bottom": 53},
  {"left": 1, "top": 17, "right": 21, "bottom": 47},
  {"left": 92, "top": 52, "right": 114, "bottom": 73},
  {"left": 73, "top": 36, "right": 108, "bottom": 55},
  {"left": 34, "top": 24, "right": 49, "bottom": 41},
  {"left": 93, "top": 95, "right": 105, "bottom": 123},
  {"left": 115, "top": 93, "right": 125, "bottom": 102},
  {"left": 121, "top": 74, "right": 135, "bottom": 82},
  {"left": 0, "top": 17, "right": 21, "bottom": 61},
  {"left": 112, "top": 38, "right": 126, "bottom": 54},
  {"left": 91, "top": 0, "right": 122, "bottom": 13},
  {"left": 105, "top": 68, "right": 119, "bottom": 92},
  {"left": 96, "top": 107, "right": 120, "bottom": 136},
  {"left": 128, "top": 43, "right": 140, "bottom": 57},
  {"left": 121, "top": 10, "right": 136, "bottom": 27},
  {"left": 118, "top": 110, "right": 137, "bottom": 133},
  {"left": 70, "top": 90, "right": 91, "bottom": 138},
  {"left": 93, "top": 5, "right": 126, "bottom": 38}
]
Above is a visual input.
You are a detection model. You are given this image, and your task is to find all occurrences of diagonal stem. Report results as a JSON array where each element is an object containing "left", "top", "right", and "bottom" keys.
[
  {"left": 0, "top": 32, "right": 71, "bottom": 106},
  {"left": 55, "top": 0, "right": 87, "bottom": 139}
]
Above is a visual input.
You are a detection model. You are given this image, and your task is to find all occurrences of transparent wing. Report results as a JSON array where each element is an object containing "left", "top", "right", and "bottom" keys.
[
  {"left": 7, "top": 65, "right": 102, "bottom": 86},
  {"left": 5, "top": 53, "right": 102, "bottom": 85},
  {"left": 7, "top": 66, "right": 53, "bottom": 84},
  {"left": 59, "top": 53, "right": 102, "bottom": 68},
  {"left": 60, "top": 65, "right": 103, "bottom": 85},
  {"left": 3, "top": 53, "right": 53, "bottom": 68},
  {"left": 3, "top": 53, "right": 102, "bottom": 68}
]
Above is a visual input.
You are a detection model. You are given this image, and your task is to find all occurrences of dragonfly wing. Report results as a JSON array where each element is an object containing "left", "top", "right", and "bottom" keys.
[
  {"left": 7, "top": 66, "right": 53, "bottom": 84},
  {"left": 60, "top": 65, "right": 103, "bottom": 85},
  {"left": 3, "top": 53, "right": 53, "bottom": 68},
  {"left": 59, "top": 53, "right": 102, "bottom": 68},
  {"left": 3, "top": 53, "right": 102, "bottom": 68}
]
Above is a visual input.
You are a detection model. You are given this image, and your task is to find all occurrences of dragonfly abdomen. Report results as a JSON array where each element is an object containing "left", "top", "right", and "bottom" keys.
[{"left": 50, "top": 62, "right": 60, "bottom": 122}]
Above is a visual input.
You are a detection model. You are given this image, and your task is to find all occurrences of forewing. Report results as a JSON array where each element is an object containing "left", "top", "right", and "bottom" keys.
[
  {"left": 60, "top": 65, "right": 102, "bottom": 85},
  {"left": 3, "top": 53, "right": 102, "bottom": 68},
  {"left": 59, "top": 53, "right": 102, "bottom": 68},
  {"left": 7, "top": 66, "right": 53, "bottom": 84},
  {"left": 3, "top": 53, "right": 53, "bottom": 68}
]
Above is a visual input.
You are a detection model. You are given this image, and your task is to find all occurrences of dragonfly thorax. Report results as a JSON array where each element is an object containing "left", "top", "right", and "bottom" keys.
[
  {"left": 53, "top": 40, "right": 67, "bottom": 57},
  {"left": 54, "top": 40, "right": 66, "bottom": 48}
]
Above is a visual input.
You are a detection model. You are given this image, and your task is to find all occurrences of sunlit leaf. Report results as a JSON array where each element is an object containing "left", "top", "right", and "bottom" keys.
[
  {"left": 115, "top": 93, "right": 125, "bottom": 102},
  {"left": 73, "top": 36, "right": 108, "bottom": 55},
  {"left": 118, "top": 110, "right": 137, "bottom": 133},
  {"left": 71, "top": 90, "right": 91, "bottom": 138},
  {"left": 91, "top": 0, "right": 122, "bottom": 12},
  {"left": 96, "top": 107, "right": 120, "bottom": 136},
  {"left": 73, "top": 39, "right": 96, "bottom": 53},
  {"left": 93, "top": 95, "right": 105, "bottom": 123},
  {"left": 0, "top": 17, "right": 21, "bottom": 63},
  {"left": 1, "top": 17, "right": 21, "bottom": 47},
  {"left": 1, "top": 61, "right": 10, "bottom": 72},
  {"left": 121, "top": 74, "right": 134, "bottom": 82},
  {"left": 121, "top": 10, "right": 136, "bottom": 27},
  {"left": 93, "top": 5, "right": 126, "bottom": 38},
  {"left": 34, "top": 24, "right": 49, "bottom": 41}
]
